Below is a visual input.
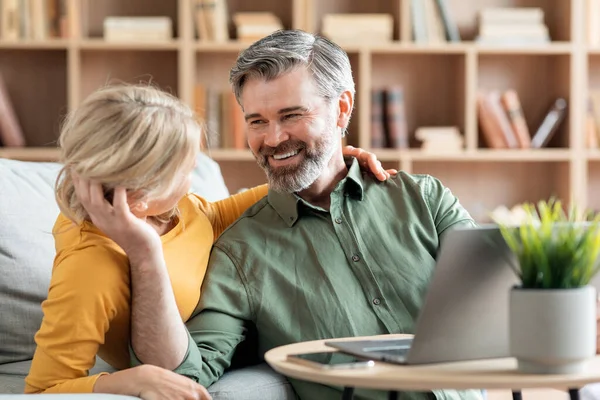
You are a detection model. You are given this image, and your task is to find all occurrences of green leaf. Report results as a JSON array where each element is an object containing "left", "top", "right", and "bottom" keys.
[{"left": 492, "top": 198, "right": 600, "bottom": 289}]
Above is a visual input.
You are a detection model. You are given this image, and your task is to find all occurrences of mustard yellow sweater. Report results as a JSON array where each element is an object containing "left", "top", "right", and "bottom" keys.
[{"left": 24, "top": 185, "right": 268, "bottom": 394}]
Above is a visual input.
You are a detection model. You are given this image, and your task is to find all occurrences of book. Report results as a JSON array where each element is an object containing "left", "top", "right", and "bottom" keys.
[
  {"left": 487, "top": 91, "right": 519, "bottom": 148},
  {"left": 587, "top": 98, "right": 598, "bottom": 149},
  {"left": 500, "top": 90, "right": 531, "bottom": 148},
  {"left": 530, "top": 98, "right": 567, "bottom": 148},
  {"left": 588, "top": 94, "right": 600, "bottom": 149},
  {"left": 383, "top": 86, "right": 409, "bottom": 149},
  {"left": 410, "top": 0, "right": 428, "bottom": 43},
  {"left": 322, "top": 14, "right": 393, "bottom": 44},
  {"left": 423, "top": 0, "right": 445, "bottom": 43},
  {"left": 233, "top": 12, "right": 283, "bottom": 41},
  {"left": 194, "top": 84, "right": 207, "bottom": 148},
  {"left": 416, "top": 126, "right": 463, "bottom": 152},
  {"left": 476, "top": 7, "right": 550, "bottom": 45},
  {"left": 205, "top": 88, "right": 221, "bottom": 149},
  {"left": 434, "top": 0, "right": 460, "bottom": 42},
  {"left": 477, "top": 92, "right": 510, "bottom": 149},
  {"left": 1, "top": 0, "right": 20, "bottom": 40},
  {"left": 0, "top": 73, "right": 26, "bottom": 147},
  {"left": 479, "top": 7, "right": 545, "bottom": 26},
  {"left": 103, "top": 17, "right": 173, "bottom": 42},
  {"left": 370, "top": 88, "right": 386, "bottom": 148}
]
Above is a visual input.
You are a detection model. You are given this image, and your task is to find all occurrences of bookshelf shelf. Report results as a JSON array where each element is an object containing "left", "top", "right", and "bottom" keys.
[
  {"left": 587, "top": 151, "right": 600, "bottom": 161},
  {"left": 0, "top": 147, "right": 60, "bottom": 161},
  {"left": 474, "top": 42, "right": 573, "bottom": 55},
  {"left": 78, "top": 39, "right": 182, "bottom": 51},
  {"left": 195, "top": 41, "right": 250, "bottom": 52},
  {"left": 0, "top": 40, "right": 71, "bottom": 49},
  {"left": 357, "top": 43, "right": 470, "bottom": 54},
  {"left": 374, "top": 149, "right": 572, "bottom": 163},
  {"left": 0, "top": 0, "right": 597, "bottom": 218},
  {"left": 461, "top": 149, "right": 572, "bottom": 162}
]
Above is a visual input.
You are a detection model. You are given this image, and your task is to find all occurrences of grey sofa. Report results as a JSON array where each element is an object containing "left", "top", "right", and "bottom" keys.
[{"left": 0, "top": 156, "right": 296, "bottom": 399}]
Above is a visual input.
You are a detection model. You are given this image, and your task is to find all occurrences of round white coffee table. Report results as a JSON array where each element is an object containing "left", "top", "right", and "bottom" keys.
[{"left": 265, "top": 334, "right": 600, "bottom": 400}]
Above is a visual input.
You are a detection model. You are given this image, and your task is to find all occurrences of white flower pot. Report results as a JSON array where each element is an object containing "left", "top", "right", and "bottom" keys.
[{"left": 509, "top": 285, "right": 597, "bottom": 374}]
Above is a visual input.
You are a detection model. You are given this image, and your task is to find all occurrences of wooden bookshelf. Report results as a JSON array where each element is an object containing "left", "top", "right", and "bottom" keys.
[{"left": 0, "top": 0, "right": 597, "bottom": 222}]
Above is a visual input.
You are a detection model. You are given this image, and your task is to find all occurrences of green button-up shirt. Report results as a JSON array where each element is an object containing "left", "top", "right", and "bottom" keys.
[{"left": 142, "top": 159, "right": 481, "bottom": 400}]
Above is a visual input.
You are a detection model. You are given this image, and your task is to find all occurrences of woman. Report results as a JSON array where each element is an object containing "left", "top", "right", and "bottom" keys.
[{"left": 24, "top": 84, "right": 393, "bottom": 398}]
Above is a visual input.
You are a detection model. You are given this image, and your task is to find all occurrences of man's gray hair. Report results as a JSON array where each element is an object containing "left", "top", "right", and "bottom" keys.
[{"left": 229, "top": 29, "right": 355, "bottom": 135}]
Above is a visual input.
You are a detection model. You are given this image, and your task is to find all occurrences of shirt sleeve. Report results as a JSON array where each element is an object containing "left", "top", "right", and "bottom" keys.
[
  {"left": 24, "top": 247, "right": 128, "bottom": 394},
  {"left": 136, "top": 245, "right": 252, "bottom": 387},
  {"left": 423, "top": 175, "right": 477, "bottom": 242},
  {"left": 195, "top": 184, "right": 268, "bottom": 240}
]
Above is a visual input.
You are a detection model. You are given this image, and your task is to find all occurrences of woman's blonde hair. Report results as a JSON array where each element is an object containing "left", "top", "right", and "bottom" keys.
[{"left": 55, "top": 84, "right": 201, "bottom": 224}]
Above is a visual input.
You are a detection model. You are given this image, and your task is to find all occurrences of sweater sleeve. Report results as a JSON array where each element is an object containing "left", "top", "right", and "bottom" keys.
[
  {"left": 194, "top": 184, "right": 268, "bottom": 240},
  {"left": 24, "top": 246, "right": 129, "bottom": 394}
]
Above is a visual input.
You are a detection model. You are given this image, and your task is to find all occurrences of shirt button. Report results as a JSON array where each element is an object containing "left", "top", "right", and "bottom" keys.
[
  {"left": 352, "top": 254, "right": 360, "bottom": 262},
  {"left": 373, "top": 298, "right": 381, "bottom": 305},
  {"left": 335, "top": 218, "right": 342, "bottom": 224}
]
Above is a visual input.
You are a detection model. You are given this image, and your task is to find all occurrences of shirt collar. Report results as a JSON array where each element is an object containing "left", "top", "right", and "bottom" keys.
[{"left": 268, "top": 157, "right": 365, "bottom": 227}]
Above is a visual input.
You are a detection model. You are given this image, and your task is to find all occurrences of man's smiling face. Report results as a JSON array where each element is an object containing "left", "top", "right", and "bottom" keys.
[{"left": 241, "top": 67, "right": 338, "bottom": 193}]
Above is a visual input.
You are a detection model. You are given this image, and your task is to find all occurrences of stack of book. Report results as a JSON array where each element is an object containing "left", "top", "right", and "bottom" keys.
[
  {"left": 415, "top": 126, "right": 463, "bottom": 152},
  {"left": 322, "top": 14, "right": 394, "bottom": 44},
  {"left": 194, "top": 84, "right": 246, "bottom": 150},
  {"left": 233, "top": 12, "right": 283, "bottom": 42},
  {"left": 477, "top": 90, "right": 566, "bottom": 149},
  {"left": 0, "top": 0, "right": 69, "bottom": 40},
  {"left": 104, "top": 17, "right": 172, "bottom": 42},
  {"left": 193, "top": 0, "right": 229, "bottom": 42},
  {"left": 370, "top": 86, "right": 409, "bottom": 149},
  {"left": 406, "top": 0, "right": 460, "bottom": 44},
  {"left": 476, "top": 7, "right": 550, "bottom": 45}
]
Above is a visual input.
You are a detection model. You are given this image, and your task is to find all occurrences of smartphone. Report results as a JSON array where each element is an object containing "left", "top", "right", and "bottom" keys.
[{"left": 287, "top": 351, "right": 375, "bottom": 370}]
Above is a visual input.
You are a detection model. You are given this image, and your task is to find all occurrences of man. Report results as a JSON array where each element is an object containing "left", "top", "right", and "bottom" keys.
[
  {"left": 127, "top": 29, "right": 480, "bottom": 400},
  {"left": 78, "top": 29, "right": 600, "bottom": 399}
]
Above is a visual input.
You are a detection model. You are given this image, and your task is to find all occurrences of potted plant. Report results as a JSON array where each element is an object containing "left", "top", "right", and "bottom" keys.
[{"left": 495, "top": 198, "right": 600, "bottom": 374}]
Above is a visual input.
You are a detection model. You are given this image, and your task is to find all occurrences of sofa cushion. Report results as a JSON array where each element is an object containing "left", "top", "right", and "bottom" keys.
[
  {"left": 0, "top": 154, "right": 230, "bottom": 365},
  {"left": 0, "top": 360, "right": 295, "bottom": 400},
  {"left": 0, "top": 160, "right": 62, "bottom": 365},
  {"left": 207, "top": 363, "right": 296, "bottom": 400},
  {"left": 0, "top": 156, "right": 295, "bottom": 399}
]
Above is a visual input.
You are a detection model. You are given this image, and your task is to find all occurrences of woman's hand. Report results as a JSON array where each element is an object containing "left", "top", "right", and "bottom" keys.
[
  {"left": 342, "top": 145, "right": 398, "bottom": 181},
  {"left": 94, "top": 365, "right": 212, "bottom": 400},
  {"left": 72, "top": 175, "right": 162, "bottom": 264}
]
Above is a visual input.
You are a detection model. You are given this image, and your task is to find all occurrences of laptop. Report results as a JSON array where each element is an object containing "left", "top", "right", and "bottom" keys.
[{"left": 325, "top": 224, "right": 521, "bottom": 365}]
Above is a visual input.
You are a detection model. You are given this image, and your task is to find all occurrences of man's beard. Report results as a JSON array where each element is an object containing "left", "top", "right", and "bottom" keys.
[{"left": 255, "top": 129, "right": 337, "bottom": 193}]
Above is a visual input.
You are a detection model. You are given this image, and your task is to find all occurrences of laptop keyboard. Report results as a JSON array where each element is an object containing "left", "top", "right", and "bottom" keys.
[{"left": 363, "top": 346, "right": 410, "bottom": 356}]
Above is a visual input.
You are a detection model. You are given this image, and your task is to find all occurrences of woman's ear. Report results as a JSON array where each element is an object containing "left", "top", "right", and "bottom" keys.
[
  {"left": 127, "top": 190, "right": 148, "bottom": 216},
  {"left": 336, "top": 90, "right": 354, "bottom": 130},
  {"left": 130, "top": 201, "right": 148, "bottom": 212}
]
